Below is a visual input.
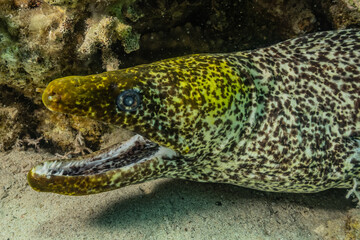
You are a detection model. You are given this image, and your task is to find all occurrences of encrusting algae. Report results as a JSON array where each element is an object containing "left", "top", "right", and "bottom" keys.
[{"left": 28, "top": 29, "right": 360, "bottom": 197}]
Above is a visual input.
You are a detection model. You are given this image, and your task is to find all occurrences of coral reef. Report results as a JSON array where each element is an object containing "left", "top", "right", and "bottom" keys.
[
  {"left": 0, "top": 0, "right": 141, "bottom": 95},
  {"left": 0, "top": 106, "right": 23, "bottom": 151},
  {"left": 78, "top": 15, "right": 140, "bottom": 71},
  {"left": 35, "top": 110, "right": 107, "bottom": 152},
  {"left": 322, "top": 0, "right": 360, "bottom": 29},
  {"left": 251, "top": 0, "right": 317, "bottom": 38},
  {"left": 1, "top": 2, "right": 74, "bottom": 94},
  {"left": 0, "top": 85, "right": 38, "bottom": 151},
  {"left": 0, "top": 24, "right": 18, "bottom": 78}
]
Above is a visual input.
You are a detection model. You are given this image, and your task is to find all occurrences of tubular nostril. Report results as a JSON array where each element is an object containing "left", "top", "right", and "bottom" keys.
[{"left": 48, "top": 93, "right": 61, "bottom": 103}]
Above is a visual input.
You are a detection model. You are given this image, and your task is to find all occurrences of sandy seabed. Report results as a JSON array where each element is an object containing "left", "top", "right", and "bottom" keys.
[{"left": 0, "top": 149, "right": 359, "bottom": 240}]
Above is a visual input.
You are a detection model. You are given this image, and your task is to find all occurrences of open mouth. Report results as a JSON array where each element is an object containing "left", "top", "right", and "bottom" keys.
[
  {"left": 27, "top": 135, "right": 178, "bottom": 195},
  {"left": 34, "top": 135, "right": 159, "bottom": 177}
]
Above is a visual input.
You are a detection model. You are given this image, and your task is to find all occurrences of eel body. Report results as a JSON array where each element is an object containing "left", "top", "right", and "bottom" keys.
[{"left": 28, "top": 29, "right": 360, "bottom": 196}]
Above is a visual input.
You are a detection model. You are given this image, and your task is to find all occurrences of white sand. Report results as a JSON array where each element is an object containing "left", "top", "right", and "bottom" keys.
[{"left": 0, "top": 149, "right": 358, "bottom": 240}]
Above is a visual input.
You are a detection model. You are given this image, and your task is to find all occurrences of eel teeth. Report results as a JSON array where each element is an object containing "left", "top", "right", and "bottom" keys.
[{"left": 33, "top": 134, "right": 168, "bottom": 177}]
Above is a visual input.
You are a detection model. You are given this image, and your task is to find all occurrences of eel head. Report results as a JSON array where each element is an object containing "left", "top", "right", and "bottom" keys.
[{"left": 28, "top": 54, "right": 252, "bottom": 195}]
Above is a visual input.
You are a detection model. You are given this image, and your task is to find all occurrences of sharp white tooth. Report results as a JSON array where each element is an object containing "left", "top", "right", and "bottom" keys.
[
  {"left": 64, "top": 162, "right": 72, "bottom": 169},
  {"left": 47, "top": 162, "right": 53, "bottom": 170},
  {"left": 41, "top": 162, "right": 48, "bottom": 171},
  {"left": 50, "top": 161, "right": 57, "bottom": 169},
  {"left": 46, "top": 162, "right": 51, "bottom": 169},
  {"left": 56, "top": 162, "right": 62, "bottom": 169},
  {"left": 35, "top": 162, "right": 49, "bottom": 175},
  {"left": 76, "top": 161, "right": 82, "bottom": 167}
]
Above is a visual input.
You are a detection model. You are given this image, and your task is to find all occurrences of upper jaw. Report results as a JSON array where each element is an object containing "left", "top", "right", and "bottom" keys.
[{"left": 27, "top": 134, "right": 179, "bottom": 195}]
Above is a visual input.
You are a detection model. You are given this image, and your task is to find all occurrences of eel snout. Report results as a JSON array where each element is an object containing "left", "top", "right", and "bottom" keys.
[{"left": 27, "top": 135, "right": 177, "bottom": 195}]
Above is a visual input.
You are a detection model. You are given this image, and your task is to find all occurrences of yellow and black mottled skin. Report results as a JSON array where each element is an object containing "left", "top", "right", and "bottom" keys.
[{"left": 28, "top": 29, "right": 360, "bottom": 196}]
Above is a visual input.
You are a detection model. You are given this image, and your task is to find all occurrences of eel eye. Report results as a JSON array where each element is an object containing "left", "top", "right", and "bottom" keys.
[{"left": 116, "top": 89, "right": 141, "bottom": 112}]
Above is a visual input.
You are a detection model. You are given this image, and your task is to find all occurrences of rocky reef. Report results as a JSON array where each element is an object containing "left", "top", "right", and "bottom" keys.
[{"left": 0, "top": 0, "right": 359, "bottom": 152}]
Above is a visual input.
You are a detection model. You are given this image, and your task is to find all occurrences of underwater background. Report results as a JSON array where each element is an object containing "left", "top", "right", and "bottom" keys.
[{"left": 1, "top": 0, "right": 360, "bottom": 239}]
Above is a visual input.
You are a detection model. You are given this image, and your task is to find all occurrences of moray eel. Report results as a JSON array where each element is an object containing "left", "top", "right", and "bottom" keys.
[{"left": 28, "top": 29, "right": 360, "bottom": 196}]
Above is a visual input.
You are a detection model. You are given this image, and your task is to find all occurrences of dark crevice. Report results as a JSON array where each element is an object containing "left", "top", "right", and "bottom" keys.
[{"left": 0, "top": 84, "right": 42, "bottom": 150}]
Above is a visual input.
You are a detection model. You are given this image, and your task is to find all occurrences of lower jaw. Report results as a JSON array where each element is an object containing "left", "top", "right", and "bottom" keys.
[{"left": 27, "top": 135, "right": 177, "bottom": 195}]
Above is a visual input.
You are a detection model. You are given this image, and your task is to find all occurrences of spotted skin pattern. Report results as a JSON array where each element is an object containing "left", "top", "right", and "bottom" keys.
[{"left": 28, "top": 29, "right": 360, "bottom": 195}]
